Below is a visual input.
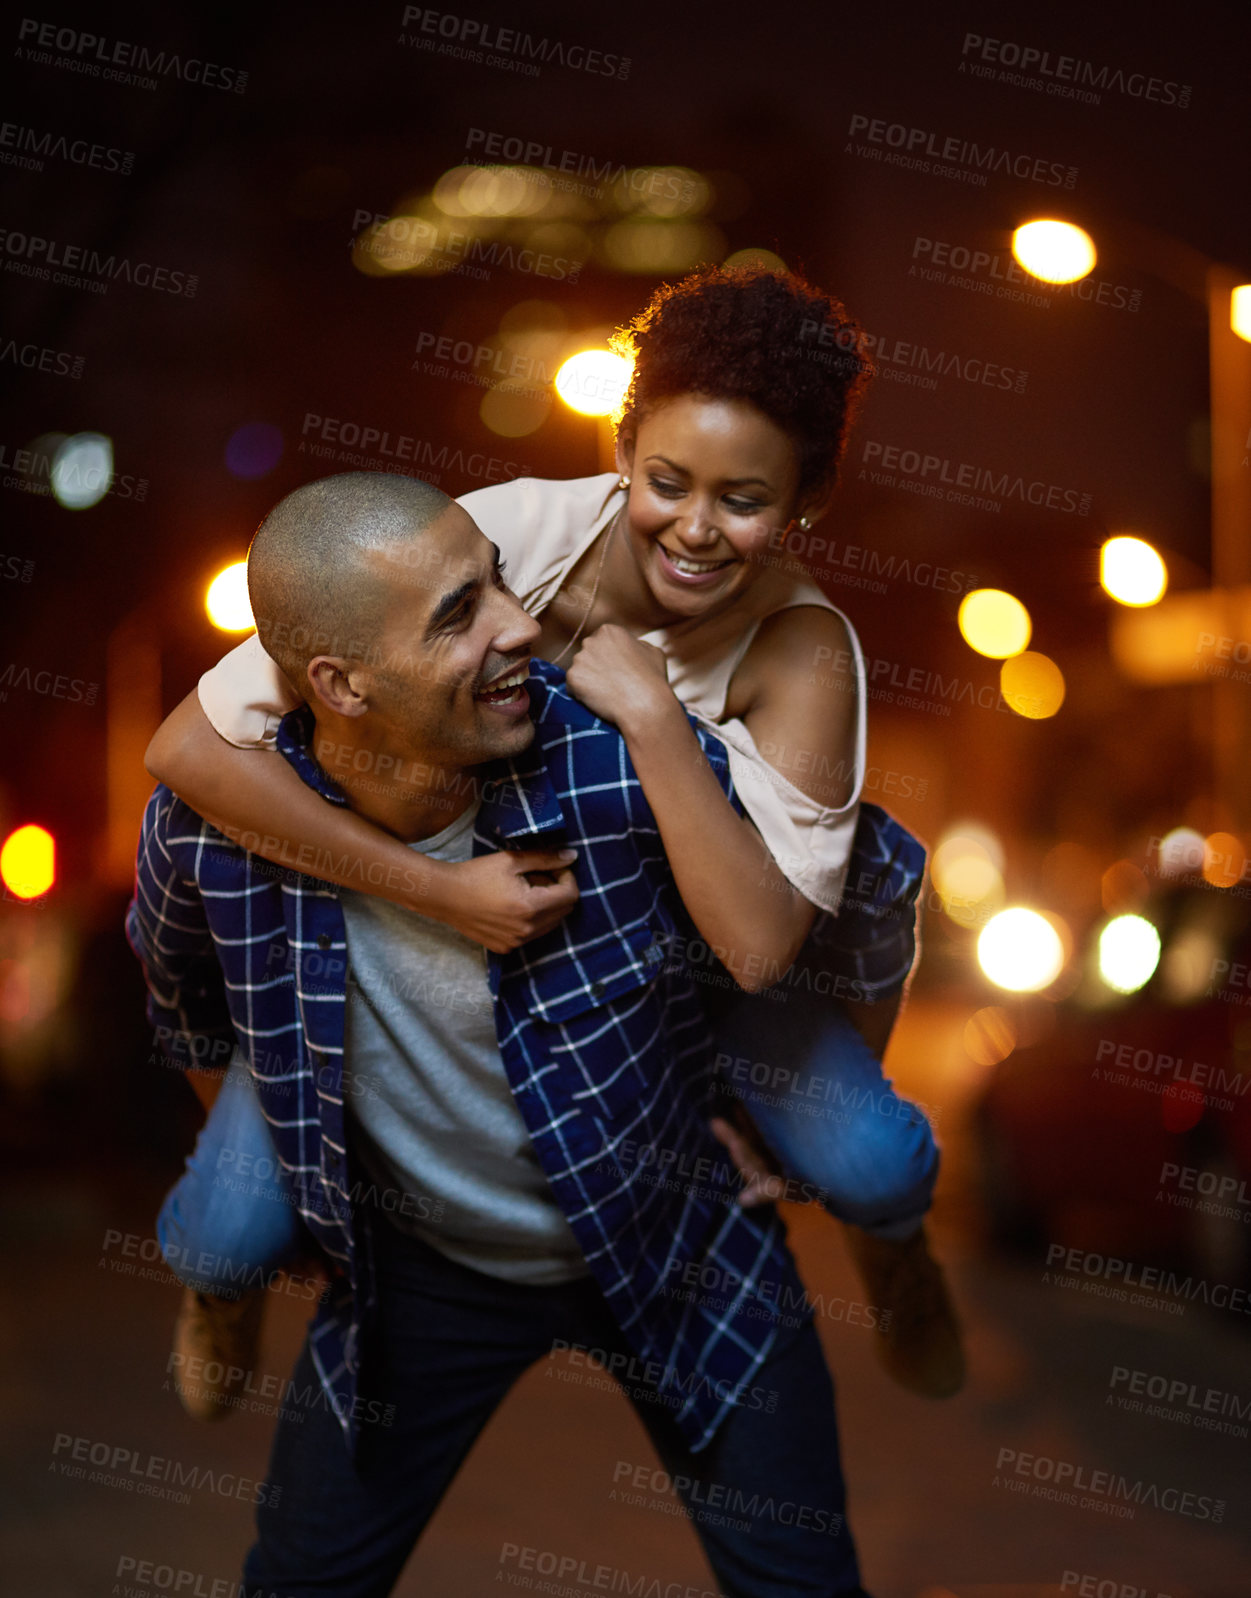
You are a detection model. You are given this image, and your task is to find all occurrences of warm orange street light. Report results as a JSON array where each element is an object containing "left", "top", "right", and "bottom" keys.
[
  {"left": 205, "top": 561, "right": 254, "bottom": 632},
  {"left": 1, "top": 824, "right": 56, "bottom": 899},
  {"left": 1012, "top": 220, "right": 1096, "bottom": 284}
]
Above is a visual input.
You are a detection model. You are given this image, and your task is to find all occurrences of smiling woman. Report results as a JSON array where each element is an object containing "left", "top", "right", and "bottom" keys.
[{"left": 144, "top": 263, "right": 961, "bottom": 1421}]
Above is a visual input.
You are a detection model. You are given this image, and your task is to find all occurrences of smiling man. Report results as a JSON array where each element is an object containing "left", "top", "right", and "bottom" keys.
[{"left": 127, "top": 471, "right": 873, "bottom": 1598}]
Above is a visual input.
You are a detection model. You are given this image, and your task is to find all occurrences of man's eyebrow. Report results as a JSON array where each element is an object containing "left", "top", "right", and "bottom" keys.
[{"left": 423, "top": 545, "right": 503, "bottom": 637}]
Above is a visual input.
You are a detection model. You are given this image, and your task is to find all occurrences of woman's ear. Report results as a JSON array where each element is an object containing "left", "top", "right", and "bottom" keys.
[
  {"left": 614, "top": 427, "right": 636, "bottom": 480},
  {"left": 306, "top": 656, "right": 368, "bottom": 718},
  {"left": 795, "top": 480, "right": 837, "bottom": 530}
]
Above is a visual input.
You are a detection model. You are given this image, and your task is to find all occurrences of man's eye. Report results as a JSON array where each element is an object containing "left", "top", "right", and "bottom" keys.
[{"left": 493, "top": 559, "right": 509, "bottom": 587}]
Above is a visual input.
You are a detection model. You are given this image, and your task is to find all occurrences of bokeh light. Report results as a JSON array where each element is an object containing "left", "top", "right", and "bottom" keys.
[
  {"left": 1098, "top": 914, "right": 1161, "bottom": 994},
  {"left": 1203, "top": 831, "right": 1246, "bottom": 889},
  {"left": 1, "top": 825, "right": 56, "bottom": 900},
  {"left": 205, "top": 562, "right": 254, "bottom": 632},
  {"left": 1011, "top": 220, "right": 1096, "bottom": 284},
  {"left": 1100, "top": 536, "right": 1167, "bottom": 606},
  {"left": 724, "top": 247, "right": 787, "bottom": 272},
  {"left": 1232, "top": 284, "right": 1251, "bottom": 343},
  {"left": 50, "top": 432, "right": 113, "bottom": 510},
  {"left": 1000, "top": 651, "right": 1066, "bottom": 719},
  {"left": 958, "top": 589, "right": 1031, "bottom": 658},
  {"left": 226, "top": 423, "right": 284, "bottom": 481},
  {"left": 963, "top": 1006, "right": 1018, "bottom": 1067},
  {"left": 554, "top": 350, "right": 633, "bottom": 417},
  {"left": 479, "top": 382, "right": 552, "bottom": 438},
  {"left": 931, "top": 826, "right": 1005, "bottom": 928},
  {"left": 1156, "top": 827, "right": 1205, "bottom": 880},
  {"left": 977, "top": 908, "right": 1066, "bottom": 993},
  {"left": 599, "top": 218, "right": 723, "bottom": 274}
]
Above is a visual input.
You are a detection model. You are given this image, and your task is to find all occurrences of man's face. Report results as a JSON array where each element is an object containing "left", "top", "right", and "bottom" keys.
[{"left": 349, "top": 503, "right": 541, "bottom": 768}]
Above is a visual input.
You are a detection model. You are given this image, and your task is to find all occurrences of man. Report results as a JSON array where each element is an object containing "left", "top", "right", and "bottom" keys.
[{"left": 127, "top": 472, "right": 873, "bottom": 1597}]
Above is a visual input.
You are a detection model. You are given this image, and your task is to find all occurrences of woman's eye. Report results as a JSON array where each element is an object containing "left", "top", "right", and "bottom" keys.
[
  {"left": 649, "top": 477, "right": 685, "bottom": 498},
  {"left": 725, "top": 498, "right": 762, "bottom": 514}
]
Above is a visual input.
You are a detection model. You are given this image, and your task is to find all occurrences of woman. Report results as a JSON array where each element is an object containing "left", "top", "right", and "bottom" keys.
[{"left": 148, "top": 264, "right": 961, "bottom": 1414}]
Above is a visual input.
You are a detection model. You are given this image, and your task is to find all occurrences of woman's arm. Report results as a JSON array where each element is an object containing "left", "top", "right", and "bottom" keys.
[
  {"left": 566, "top": 614, "right": 859, "bottom": 991},
  {"left": 145, "top": 691, "right": 579, "bottom": 953}
]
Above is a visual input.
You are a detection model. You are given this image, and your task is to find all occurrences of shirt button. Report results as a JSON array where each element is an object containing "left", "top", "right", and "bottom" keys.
[
  {"left": 318, "top": 934, "right": 332, "bottom": 951},
  {"left": 590, "top": 980, "right": 605, "bottom": 998}
]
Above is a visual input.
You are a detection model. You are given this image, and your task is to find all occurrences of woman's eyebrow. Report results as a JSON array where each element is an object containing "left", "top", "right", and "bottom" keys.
[{"left": 644, "top": 454, "right": 770, "bottom": 488}]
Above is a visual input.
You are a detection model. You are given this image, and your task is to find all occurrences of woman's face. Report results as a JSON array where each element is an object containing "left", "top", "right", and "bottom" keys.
[{"left": 618, "top": 395, "right": 808, "bottom": 620}]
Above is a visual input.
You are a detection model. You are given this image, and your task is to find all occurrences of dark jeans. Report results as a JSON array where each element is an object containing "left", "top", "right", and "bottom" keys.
[{"left": 244, "top": 1219, "right": 869, "bottom": 1597}]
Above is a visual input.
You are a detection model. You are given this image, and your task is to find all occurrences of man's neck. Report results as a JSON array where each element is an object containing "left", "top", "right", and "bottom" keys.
[{"left": 310, "top": 720, "right": 481, "bottom": 843}]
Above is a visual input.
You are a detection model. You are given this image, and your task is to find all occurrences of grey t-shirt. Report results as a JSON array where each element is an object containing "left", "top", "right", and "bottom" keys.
[{"left": 340, "top": 798, "right": 589, "bottom": 1284}]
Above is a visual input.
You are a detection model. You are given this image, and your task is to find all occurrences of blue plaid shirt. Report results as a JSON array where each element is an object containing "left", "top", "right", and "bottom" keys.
[{"left": 127, "top": 661, "right": 925, "bottom": 1455}]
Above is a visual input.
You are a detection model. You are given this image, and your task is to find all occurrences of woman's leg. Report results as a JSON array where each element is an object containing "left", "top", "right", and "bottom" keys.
[
  {"left": 712, "top": 983, "right": 938, "bottom": 1238},
  {"left": 157, "top": 1060, "right": 305, "bottom": 1293}
]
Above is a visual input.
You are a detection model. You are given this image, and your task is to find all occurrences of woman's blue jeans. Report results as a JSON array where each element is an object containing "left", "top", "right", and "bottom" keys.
[{"left": 157, "top": 988, "right": 939, "bottom": 1291}]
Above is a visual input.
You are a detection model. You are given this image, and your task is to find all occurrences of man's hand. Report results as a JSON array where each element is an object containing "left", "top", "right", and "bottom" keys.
[
  {"left": 443, "top": 849, "right": 580, "bottom": 953},
  {"left": 565, "top": 625, "right": 674, "bottom": 735},
  {"left": 709, "top": 1115, "right": 788, "bottom": 1208}
]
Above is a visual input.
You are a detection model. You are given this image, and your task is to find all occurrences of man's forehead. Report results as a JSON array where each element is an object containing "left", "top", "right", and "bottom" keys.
[{"left": 365, "top": 505, "right": 489, "bottom": 597}]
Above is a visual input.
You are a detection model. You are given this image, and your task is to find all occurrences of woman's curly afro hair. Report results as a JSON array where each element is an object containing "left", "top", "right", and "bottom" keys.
[{"left": 610, "top": 263, "right": 872, "bottom": 500}]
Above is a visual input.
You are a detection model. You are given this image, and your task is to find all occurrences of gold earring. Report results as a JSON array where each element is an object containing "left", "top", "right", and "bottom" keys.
[{"left": 618, "top": 474, "right": 631, "bottom": 490}]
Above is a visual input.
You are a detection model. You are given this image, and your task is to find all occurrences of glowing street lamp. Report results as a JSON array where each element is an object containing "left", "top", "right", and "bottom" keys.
[
  {"left": 1012, "top": 220, "right": 1096, "bottom": 284},
  {"left": 1, "top": 824, "right": 56, "bottom": 899},
  {"left": 1100, "top": 536, "right": 1168, "bottom": 606},
  {"left": 205, "top": 561, "right": 253, "bottom": 632},
  {"left": 554, "top": 350, "right": 633, "bottom": 417}
]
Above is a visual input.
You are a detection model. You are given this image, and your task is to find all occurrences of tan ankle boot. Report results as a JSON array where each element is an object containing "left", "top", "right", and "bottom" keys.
[
  {"left": 170, "top": 1287, "right": 265, "bottom": 1421},
  {"left": 844, "top": 1225, "right": 965, "bottom": 1398}
]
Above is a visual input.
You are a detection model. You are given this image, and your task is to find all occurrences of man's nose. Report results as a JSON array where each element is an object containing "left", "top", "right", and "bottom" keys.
[{"left": 496, "top": 588, "right": 541, "bottom": 651}]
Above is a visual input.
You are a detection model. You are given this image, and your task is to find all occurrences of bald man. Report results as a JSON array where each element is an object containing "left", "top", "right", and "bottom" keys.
[{"left": 128, "top": 472, "right": 873, "bottom": 1598}]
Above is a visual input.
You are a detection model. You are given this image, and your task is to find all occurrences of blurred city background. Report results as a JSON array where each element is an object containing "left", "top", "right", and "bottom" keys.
[{"left": 1, "top": 2, "right": 1250, "bottom": 1593}]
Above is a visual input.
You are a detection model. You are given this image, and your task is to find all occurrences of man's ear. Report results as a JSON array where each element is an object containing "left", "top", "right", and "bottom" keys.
[
  {"left": 614, "top": 426, "right": 636, "bottom": 480},
  {"left": 306, "top": 656, "right": 369, "bottom": 717}
]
